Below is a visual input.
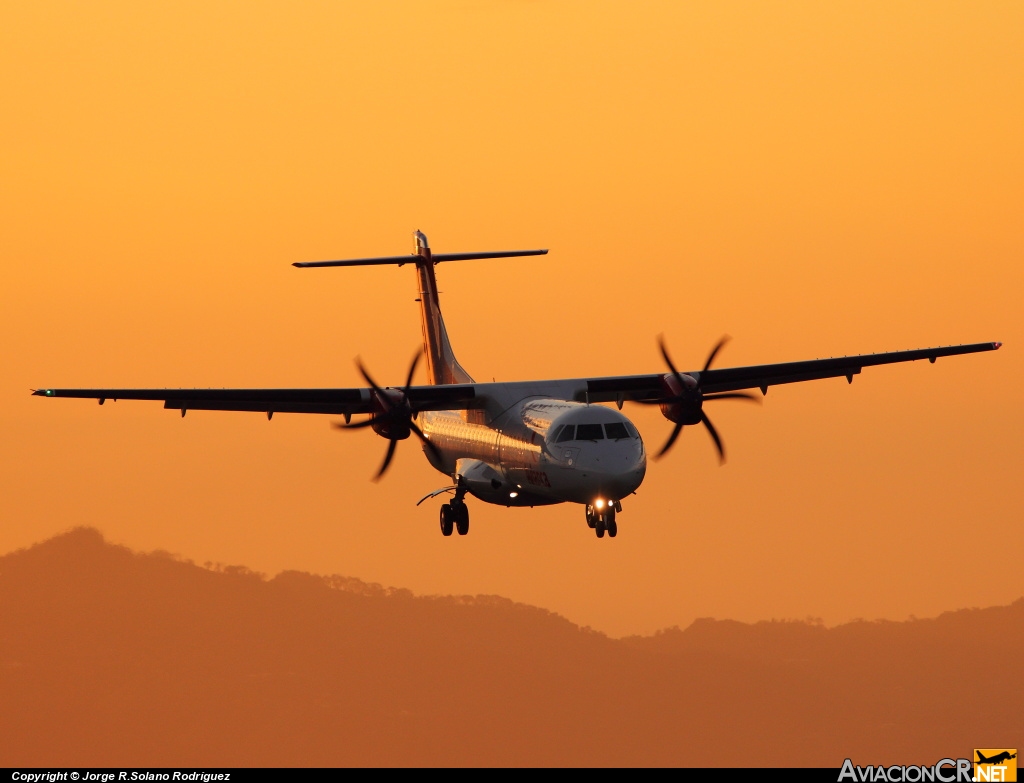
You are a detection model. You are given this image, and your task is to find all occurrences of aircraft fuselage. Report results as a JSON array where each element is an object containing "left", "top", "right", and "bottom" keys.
[{"left": 420, "top": 398, "right": 646, "bottom": 508}]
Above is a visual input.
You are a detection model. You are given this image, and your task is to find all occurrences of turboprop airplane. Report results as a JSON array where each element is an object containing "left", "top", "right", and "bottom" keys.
[{"left": 33, "top": 231, "right": 1001, "bottom": 539}]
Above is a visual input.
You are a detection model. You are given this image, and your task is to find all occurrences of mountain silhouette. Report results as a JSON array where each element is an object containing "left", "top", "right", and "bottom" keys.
[{"left": 1, "top": 528, "right": 1019, "bottom": 766}]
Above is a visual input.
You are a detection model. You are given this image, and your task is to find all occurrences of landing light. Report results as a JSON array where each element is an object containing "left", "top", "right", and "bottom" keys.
[
  {"left": 509, "top": 491, "right": 519, "bottom": 498},
  {"left": 595, "top": 499, "right": 605, "bottom": 509}
]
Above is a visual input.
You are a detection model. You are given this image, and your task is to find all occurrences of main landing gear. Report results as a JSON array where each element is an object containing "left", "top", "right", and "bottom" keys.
[
  {"left": 440, "top": 502, "right": 469, "bottom": 536},
  {"left": 439, "top": 479, "right": 470, "bottom": 537},
  {"left": 585, "top": 502, "right": 620, "bottom": 539}
]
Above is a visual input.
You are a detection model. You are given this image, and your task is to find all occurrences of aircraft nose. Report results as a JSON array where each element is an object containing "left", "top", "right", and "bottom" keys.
[{"left": 576, "top": 439, "right": 647, "bottom": 499}]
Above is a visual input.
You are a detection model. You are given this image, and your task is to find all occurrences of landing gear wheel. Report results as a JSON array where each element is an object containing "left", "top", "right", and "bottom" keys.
[
  {"left": 585, "top": 505, "right": 596, "bottom": 528},
  {"left": 595, "top": 516, "right": 606, "bottom": 538},
  {"left": 606, "top": 507, "right": 617, "bottom": 538},
  {"left": 607, "top": 519, "right": 618, "bottom": 538},
  {"left": 440, "top": 503, "right": 454, "bottom": 537},
  {"left": 455, "top": 503, "right": 470, "bottom": 536}
]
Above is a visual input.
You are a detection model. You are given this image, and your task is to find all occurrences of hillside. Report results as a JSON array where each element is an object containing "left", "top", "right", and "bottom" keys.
[{"left": 1, "top": 528, "right": 1019, "bottom": 766}]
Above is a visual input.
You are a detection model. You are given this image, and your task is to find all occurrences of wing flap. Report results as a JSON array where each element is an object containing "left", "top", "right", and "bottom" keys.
[
  {"left": 702, "top": 367, "right": 862, "bottom": 394},
  {"left": 162, "top": 399, "right": 362, "bottom": 415},
  {"left": 580, "top": 375, "right": 663, "bottom": 403}
]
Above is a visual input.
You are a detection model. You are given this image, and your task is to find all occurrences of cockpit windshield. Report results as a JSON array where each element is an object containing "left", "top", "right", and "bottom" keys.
[
  {"left": 575, "top": 424, "right": 605, "bottom": 441},
  {"left": 552, "top": 421, "right": 638, "bottom": 443},
  {"left": 604, "top": 422, "right": 630, "bottom": 440},
  {"left": 554, "top": 425, "right": 575, "bottom": 442}
]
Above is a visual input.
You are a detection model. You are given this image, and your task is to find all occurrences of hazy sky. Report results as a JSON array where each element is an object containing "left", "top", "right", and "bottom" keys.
[{"left": 3, "top": 1, "right": 1021, "bottom": 636}]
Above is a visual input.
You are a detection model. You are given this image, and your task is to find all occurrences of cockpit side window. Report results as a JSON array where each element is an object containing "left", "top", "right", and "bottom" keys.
[
  {"left": 555, "top": 425, "right": 576, "bottom": 443},
  {"left": 604, "top": 422, "right": 630, "bottom": 440},
  {"left": 576, "top": 423, "right": 605, "bottom": 441}
]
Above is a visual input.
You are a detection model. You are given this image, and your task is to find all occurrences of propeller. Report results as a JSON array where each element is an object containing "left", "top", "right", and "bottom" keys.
[
  {"left": 638, "top": 335, "right": 759, "bottom": 463},
  {"left": 334, "top": 352, "right": 441, "bottom": 481}
]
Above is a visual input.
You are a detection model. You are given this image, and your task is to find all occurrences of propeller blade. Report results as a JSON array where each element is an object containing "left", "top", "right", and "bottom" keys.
[
  {"left": 373, "top": 437, "right": 399, "bottom": 482},
  {"left": 702, "top": 335, "right": 731, "bottom": 375},
  {"left": 655, "top": 419, "right": 685, "bottom": 459},
  {"left": 409, "top": 420, "right": 442, "bottom": 462},
  {"left": 634, "top": 398, "right": 675, "bottom": 406},
  {"left": 403, "top": 351, "right": 421, "bottom": 392},
  {"left": 657, "top": 335, "right": 686, "bottom": 387},
  {"left": 703, "top": 391, "right": 760, "bottom": 402},
  {"left": 333, "top": 418, "right": 376, "bottom": 430},
  {"left": 701, "top": 411, "right": 725, "bottom": 464},
  {"left": 355, "top": 358, "right": 388, "bottom": 406}
]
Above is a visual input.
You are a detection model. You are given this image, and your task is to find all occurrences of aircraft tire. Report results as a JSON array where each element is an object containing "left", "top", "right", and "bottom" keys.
[
  {"left": 585, "top": 505, "right": 596, "bottom": 528},
  {"left": 455, "top": 504, "right": 469, "bottom": 536},
  {"left": 595, "top": 524, "right": 605, "bottom": 539},
  {"left": 607, "top": 519, "right": 618, "bottom": 538},
  {"left": 440, "top": 504, "right": 454, "bottom": 537}
]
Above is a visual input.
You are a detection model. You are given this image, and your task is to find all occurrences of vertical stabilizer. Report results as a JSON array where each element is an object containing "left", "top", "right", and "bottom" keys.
[{"left": 413, "top": 231, "right": 474, "bottom": 385}]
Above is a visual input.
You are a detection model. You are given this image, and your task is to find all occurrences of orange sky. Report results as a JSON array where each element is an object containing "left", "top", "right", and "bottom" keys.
[{"left": 2, "top": 0, "right": 1021, "bottom": 637}]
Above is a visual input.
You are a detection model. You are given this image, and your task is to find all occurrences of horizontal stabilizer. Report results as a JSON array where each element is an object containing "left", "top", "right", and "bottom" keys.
[
  {"left": 294, "top": 249, "right": 547, "bottom": 268},
  {"left": 432, "top": 250, "right": 548, "bottom": 262}
]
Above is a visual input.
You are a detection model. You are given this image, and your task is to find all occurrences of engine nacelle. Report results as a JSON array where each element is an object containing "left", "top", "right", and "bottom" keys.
[
  {"left": 658, "top": 371, "right": 702, "bottom": 425},
  {"left": 369, "top": 388, "right": 413, "bottom": 440}
]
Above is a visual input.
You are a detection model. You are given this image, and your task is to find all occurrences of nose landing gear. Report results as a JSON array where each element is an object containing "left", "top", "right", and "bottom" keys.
[{"left": 585, "top": 502, "right": 619, "bottom": 539}]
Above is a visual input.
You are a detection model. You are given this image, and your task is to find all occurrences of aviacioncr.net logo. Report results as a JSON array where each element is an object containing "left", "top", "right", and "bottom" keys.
[{"left": 839, "top": 758, "right": 973, "bottom": 782}]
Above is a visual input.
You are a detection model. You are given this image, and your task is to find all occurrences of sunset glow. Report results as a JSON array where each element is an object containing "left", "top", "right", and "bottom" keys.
[{"left": 2, "top": 1, "right": 1021, "bottom": 640}]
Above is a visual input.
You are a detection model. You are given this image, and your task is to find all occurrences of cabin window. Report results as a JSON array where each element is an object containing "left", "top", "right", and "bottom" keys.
[
  {"left": 555, "top": 425, "right": 576, "bottom": 442},
  {"left": 604, "top": 422, "right": 630, "bottom": 440},
  {"left": 575, "top": 423, "right": 605, "bottom": 441}
]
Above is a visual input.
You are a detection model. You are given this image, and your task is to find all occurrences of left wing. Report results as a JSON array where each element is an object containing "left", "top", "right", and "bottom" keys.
[{"left": 580, "top": 342, "right": 1001, "bottom": 402}]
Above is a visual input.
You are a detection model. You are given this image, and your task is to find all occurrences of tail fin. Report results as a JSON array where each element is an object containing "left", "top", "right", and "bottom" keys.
[
  {"left": 294, "top": 231, "right": 547, "bottom": 385},
  {"left": 411, "top": 230, "right": 472, "bottom": 384}
]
